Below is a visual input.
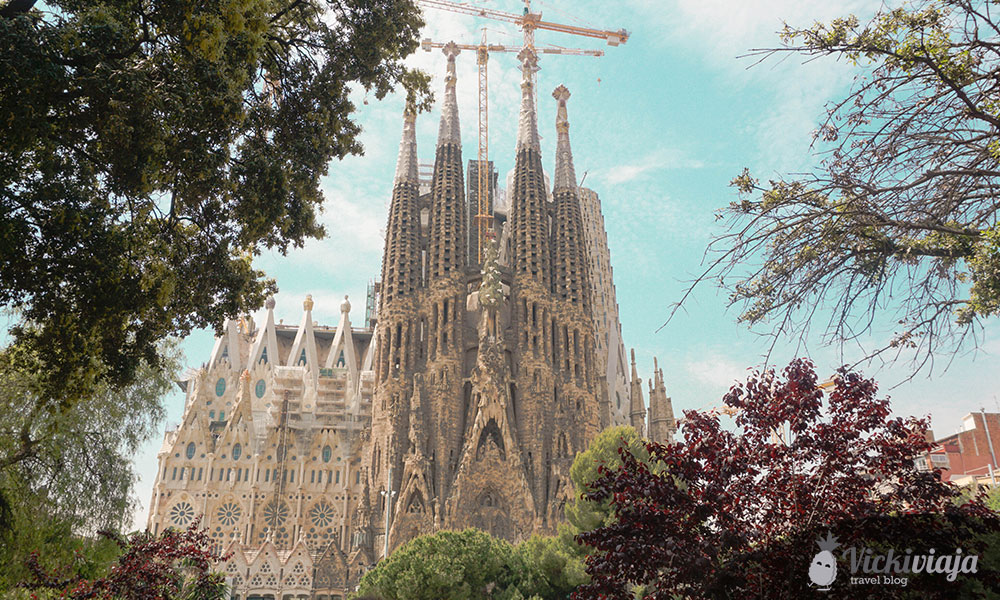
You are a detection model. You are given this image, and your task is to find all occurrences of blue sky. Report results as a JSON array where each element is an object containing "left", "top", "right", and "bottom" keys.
[{"left": 130, "top": 0, "right": 1000, "bottom": 528}]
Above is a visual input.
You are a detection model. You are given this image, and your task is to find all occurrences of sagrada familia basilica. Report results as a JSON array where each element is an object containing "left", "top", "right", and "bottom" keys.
[{"left": 145, "top": 45, "right": 676, "bottom": 600}]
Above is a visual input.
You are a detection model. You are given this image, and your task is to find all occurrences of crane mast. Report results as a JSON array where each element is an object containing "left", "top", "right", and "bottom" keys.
[{"left": 417, "top": 0, "right": 629, "bottom": 264}]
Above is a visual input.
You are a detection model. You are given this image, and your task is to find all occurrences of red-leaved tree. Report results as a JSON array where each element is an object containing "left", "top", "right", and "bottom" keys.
[
  {"left": 22, "top": 521, "right": 229, "bottom": 600},
  {"left": 574, "top": 359, "right": 1000, "bottom": 599}
]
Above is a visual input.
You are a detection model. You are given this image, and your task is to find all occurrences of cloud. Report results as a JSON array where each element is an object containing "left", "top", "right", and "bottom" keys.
[
  {"left": 597, "top": 148, "right": 705, "bottom": 185},
  {"left": 685, "top": 352, "right": 752, "bottom": 391}
]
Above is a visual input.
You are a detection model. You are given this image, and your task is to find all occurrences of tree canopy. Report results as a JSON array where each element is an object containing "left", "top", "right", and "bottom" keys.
[
  {"left": 0, "top": 0, "right": 430, "bottom": 401},
  {"left": 574, "top": 359, "right": 1000, "bottom": 599},
  {"left": 353, "top": 529, "right": 538, "bottom": 600},
  {"left": 16, "top": 523, "right": 229, "bottom": 600},
  {"left": 685, "top": 0, "right": 1000, "bottom": 373},
  {"left": 0, "top": 337, "right": 182, "bottom": 588}
]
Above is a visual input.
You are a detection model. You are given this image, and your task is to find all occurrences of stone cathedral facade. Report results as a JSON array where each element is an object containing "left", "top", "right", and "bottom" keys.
[{"left": 146, "top": 45, "right": 675, "bottom": 600}]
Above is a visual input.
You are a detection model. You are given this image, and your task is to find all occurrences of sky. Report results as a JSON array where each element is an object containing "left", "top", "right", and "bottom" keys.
[{"left": 129, "top": 0, "right": 1000, "bottom": 529}]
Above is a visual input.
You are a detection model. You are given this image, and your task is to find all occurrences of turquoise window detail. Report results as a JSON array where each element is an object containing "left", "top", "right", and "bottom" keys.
[
  {"left": 322, "top": 445, "right": 332, "bottom": 463},
  {"left": 215, "top": 377, "right": 226, "bottom": 396},
  {"left": 255, "top": 379, "right": 266, "bottom": 398},
  {"left": 233, "top": 443, "right": 242, "bottom": 460},
  {"left": 185, "top": 442, "right": 195, "bottom": 459}
]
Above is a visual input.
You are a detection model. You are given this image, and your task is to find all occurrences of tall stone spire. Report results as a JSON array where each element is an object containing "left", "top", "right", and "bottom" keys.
[
  {"left": 516, "top": 48, "right": 540, "bottom": 153},
  {"left": 628, "top": 349, "right": 646, "bottom": 437},
  {"left": 552, "top": 85, "right": 576, "bottom": 191},
  {"left": 394, "top": 105, "right": 418, "bottom": 185},
  {"left": 437, "top": 42, "right": 461, "bottom": 147},
  {"left": 427, "top": 42, "right": 467, "bottom": 281},
  {"left": 380, "top": 107, "right": 422, "bottom": 311},
  {"left": 510, "top": 47, "right": 549, "bottom": 286},
  {"left": 551, "top": 85, "right": 589, "bottom": 309}
]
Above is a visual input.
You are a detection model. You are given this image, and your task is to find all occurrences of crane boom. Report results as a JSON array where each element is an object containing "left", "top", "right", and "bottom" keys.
[
  {"left": 418, "top": 0, "right": 629, "bottom": 46},
  {"left": 421, "top": 39, "right": 604, "bottom": 57}
]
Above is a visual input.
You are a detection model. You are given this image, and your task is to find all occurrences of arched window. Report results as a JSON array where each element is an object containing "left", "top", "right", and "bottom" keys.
[
  {"left": 185, "top": 442, "right": 196, "bottom": 459},
  {"left": 322, "top": 445, "right": 332, "bottom": 463},
  {"left": 233, "top": 443, "right": 242, "bottom": 461}
]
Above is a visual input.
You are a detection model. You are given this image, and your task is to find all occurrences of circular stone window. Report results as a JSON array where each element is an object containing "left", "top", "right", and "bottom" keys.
[
  {"left": 169, "top": 501, "right": 195, "bottom": 527},
  {"left": 255, "top": 379, "right": 266, "bottom": 399},
  {"left": 215, "top": 377, "right": 226, "bottom": 397}
]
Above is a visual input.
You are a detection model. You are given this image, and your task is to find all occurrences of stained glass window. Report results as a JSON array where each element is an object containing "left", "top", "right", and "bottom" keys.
[
  {"left": 217, "top": 502, "right": 241, "bottom": 527},
  {"left": 215, "top": 377, "right": 226, "bottom": 396},
  {"left": 232, "top": 443, "right": 242, "bottom": 460},
  {"left": 322, "top": 445, "right": 332, "bottom": 463},
  {"left": 255, "top": 379, "right": 266, "bottom": 398},
  {"left": 185, "top": 442, "right": 195, "bottom": 459},
  {"left": 169, "top": 501, "right": 195, "bottom": 526}
]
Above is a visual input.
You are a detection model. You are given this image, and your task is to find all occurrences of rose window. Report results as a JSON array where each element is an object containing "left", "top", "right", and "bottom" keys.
[
  {"left": 309, "top": 501, "right": 335, "bottom": 528},
  {"left": 263, "top": 500, "right": 288, "bottom": 528},
  {"left": 169, "top": 501, "right": 195, "bottom": 526},
  {"left": 217, "top": 502, "right": 242, "bottom": 527}
]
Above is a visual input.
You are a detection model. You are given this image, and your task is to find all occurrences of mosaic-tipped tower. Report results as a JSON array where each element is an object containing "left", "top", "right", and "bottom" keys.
[
  {"left": 551, "top": 85, "right": 589, "bottom": 311},
  {"left": 427, "top": 41, "right": 467, "bottom": 282},
  {"left": 510, "top": 48, "right": 549, "bottom": 287}
]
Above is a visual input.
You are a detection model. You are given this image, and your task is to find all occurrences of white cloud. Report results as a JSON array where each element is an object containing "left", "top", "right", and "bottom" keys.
[
  {"left": 597, "top": 148, "right": 705, "bottom": 185},
  {"left": 685, "top": 352, "right": 753, "bottom": 391}
]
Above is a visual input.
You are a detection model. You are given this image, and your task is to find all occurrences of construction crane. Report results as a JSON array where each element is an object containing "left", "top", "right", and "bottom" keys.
[
  {"left": 419, "top": 0, "right": 629, "bottom": 49},
  {"left": 420, "top": 34, "right": 603, "bottom": 264},
  {"left": 417, "top": 0, "right": 629, "bottom": 265},
  {"left": 266, "top": 390, "right": 292, "bottom": 548}
]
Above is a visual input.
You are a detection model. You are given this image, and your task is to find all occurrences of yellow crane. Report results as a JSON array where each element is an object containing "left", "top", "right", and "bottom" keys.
[
  {"left": 420, "top": 34, "right": 603, "bottom": 263},
  {"left": 417, "top": 0, "right": 629, "bottom": 265}
]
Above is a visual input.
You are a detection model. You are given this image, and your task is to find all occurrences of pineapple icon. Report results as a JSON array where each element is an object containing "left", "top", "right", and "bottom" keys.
[{"left": 808, "top": 533, "right": 840, "bottom": 591}]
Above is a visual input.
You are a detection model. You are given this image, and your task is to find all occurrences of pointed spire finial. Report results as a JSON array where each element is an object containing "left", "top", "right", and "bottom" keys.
[
  {"left": 516, "top": 48, "right": 540, "bottom": 152},
  {"left": 552, "top": 84, "right": 576, "bottom": 191},
  {"left": 394, "top": 104, "right": 419, "bottom": 184},
  {"left": 437, "top": 43, "right": 461, "bottom": 147}
]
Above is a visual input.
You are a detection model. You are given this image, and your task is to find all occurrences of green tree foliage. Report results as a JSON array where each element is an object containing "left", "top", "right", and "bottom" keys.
[
  {"left": 0, "top": 337, "right": 182, "bottom": 589},
  {"left": 12, "top": 524, "right": 228, "bottom": 600},
  {"left": 567, "top": 425, "right": 651, "bottom": 533},
  {"left": 516, "top": 528, "right": 589, "bottom": 600},
  {"left": 684, "top": 0, "right": 1000, "bottom": 372},
  {"left": 0, "top": 0, "right": 430, "bottom": 402},
  {"left": 352, "top": 529, "right": 538, "bottom": 600}
]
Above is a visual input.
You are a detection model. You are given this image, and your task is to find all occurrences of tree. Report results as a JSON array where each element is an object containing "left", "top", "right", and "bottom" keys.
[
  {"left": 574, "top": 359, "right": 1000, "bottom": 599},
  {"left": 682, "top": 0, "right": 1000, "bottom": 373},
  {"left": 516, "top": 530, "right": 589, "bottom": 600},
  {"left": 0, "top": 337, "right": 182, "bottom": 587},
  {"left": 0, "top": 0, "right": 430, "bottom": 402},
  {"left": 352, "top": 529, "right": 537, "bottom": 600},
  {"left": 16, "top": 523, "right": 229, "bottom": 600},
  {"left": 566, "top": 425, "right": 652, "bottom": 534}
]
